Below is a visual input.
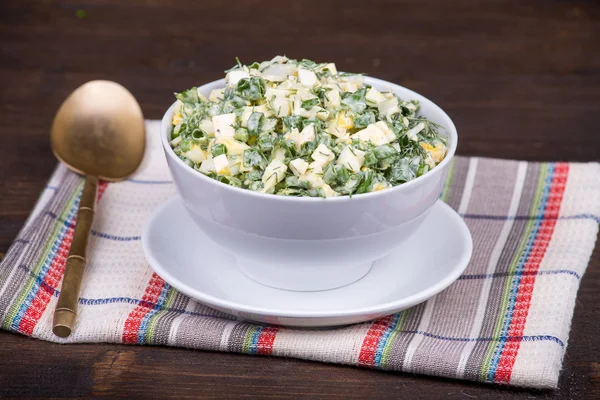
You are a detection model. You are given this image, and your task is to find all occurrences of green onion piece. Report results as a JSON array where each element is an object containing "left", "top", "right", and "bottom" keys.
[
  {"left": 245, "top": 169, "right": 263, "bottom": 181},
  {"left": 363, "top": 151, "right": 378, "bottom": 166},
  {"left": 249, "top": 181, "right": 264, "bottom": 191},
  {"left": 212, "top": 143, "right": 227, "bottom": 157},
  {"left": 175, "top": 87, "right": 200, "bottom": 104},
  {"left": 257, "top": 134, "right": 274, "bottom": 153},
  {"left": 301, "top": 98, "right": 319, "bottom": 110},
  {"left": 283, "top": 115, "right": 303, "bottom": 131},
  {"left": 341, "top": 87, "right": 366, "bottom": 114},
  {"left": 355, "top": 170, "right": 374, "bottom": 194},
  {"left": 193, "top": 137, "right": 209, "bottom": 148},
  {"left": 354, "top": 111, "right": 376, "bottom": 129},
  {"left": 191, "top": 129, "right": 204, "bottom": 140},
  {"left": 171, "top": 124, "right": 181, "bottom": 139},
  {"left": 235, "top": 77, "right": 266, "bottom": 101},
  {"left": 323, "top": 164, "right": 336, "bottom": 185},
  {"left": 243, "top": 148, "right": 265, "bottom": 168},
  {"left": 248, "top": 112, "right": 264, "bottom": 137},
  {"left": 235, "top": 127, "right": 249, "bottom": 142},
  {"left": 373, "top": 144, "right": 397, "bottom": 160},
  {"left": 180, "top": 139, "right": 192, "bottom": 153}
]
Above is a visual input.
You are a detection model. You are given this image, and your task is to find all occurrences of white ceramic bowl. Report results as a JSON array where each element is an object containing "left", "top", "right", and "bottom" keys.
[{"left": 161, "top": 77, "right": 458, "bottom": 291}]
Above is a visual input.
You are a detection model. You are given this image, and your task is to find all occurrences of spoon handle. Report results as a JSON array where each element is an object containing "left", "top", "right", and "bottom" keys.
[{"left": 52, "top": 175, "right": 98, "bottom": 338}]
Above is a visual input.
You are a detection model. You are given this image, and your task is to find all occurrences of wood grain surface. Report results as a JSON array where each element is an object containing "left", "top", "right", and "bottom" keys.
[{"left": 0, "top": 0, "right": 599, "bottom": 398}]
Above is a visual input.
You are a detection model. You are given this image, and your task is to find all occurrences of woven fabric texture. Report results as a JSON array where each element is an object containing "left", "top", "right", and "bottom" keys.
[{"left": 1, "top": 121, "right": 598, "bottom": 388}]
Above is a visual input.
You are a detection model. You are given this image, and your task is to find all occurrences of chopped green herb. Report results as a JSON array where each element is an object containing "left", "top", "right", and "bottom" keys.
[
  {"left": 247, "top": 112, "right": 264, "bottom": 137},
  {"left": 243, "top": 149, "right": 265, "bottom": 169},
  {"left": 301, "top": 98, "right": 319, "bottom": 110},
  {"left": 341, "top": 88, "right": 367, "bottom": 114},
  {"left": 175, "top": 87, "right": 200, "bottom": 104},
  {"left": 236, "top": 77, "right": 265, "bottom": 101},
  {"left": 354, "top": 111, "right": 376, "bottom": 129}
]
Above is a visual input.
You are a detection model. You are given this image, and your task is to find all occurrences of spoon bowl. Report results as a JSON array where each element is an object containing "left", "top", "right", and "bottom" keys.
[{"left": 51, "top": 80, "right": 145, "bottom": 180}]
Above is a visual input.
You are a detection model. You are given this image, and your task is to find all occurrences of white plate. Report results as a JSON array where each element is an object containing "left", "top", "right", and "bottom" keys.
[{"left": 142, "top": 197, "right": 473, "bottom": 327}]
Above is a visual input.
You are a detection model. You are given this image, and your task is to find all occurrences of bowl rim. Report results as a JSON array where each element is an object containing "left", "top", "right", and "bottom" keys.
[{"left": 161, "top": 76, "right": 458, "bottom": 202}]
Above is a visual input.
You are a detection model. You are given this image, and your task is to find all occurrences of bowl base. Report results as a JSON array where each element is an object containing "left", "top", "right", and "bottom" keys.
[{"left": 234, "top": 257, "right": 374, "bottom": 292}]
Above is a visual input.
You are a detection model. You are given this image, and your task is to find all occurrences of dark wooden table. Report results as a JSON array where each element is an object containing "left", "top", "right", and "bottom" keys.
[{"left": 1, "top": 0, "right": 599, "bottom": 398}]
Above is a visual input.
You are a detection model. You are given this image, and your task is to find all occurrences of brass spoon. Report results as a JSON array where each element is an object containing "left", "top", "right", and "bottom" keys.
[{"left": 50, "top": 80, "right": 145, "bottom": 337}]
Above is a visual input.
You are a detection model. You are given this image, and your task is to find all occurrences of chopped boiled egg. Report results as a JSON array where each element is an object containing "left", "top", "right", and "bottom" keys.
[
  {"left": 373, "top": 182, "right": 389, "bottom": 191},
  {"left": 323, "top": 86, "right": 341, "bottom": 109},
  {"left": 321, "top": 184, "right": 339, "bottom": 197},
  {"left": 375, "top": 121, "right": 396, "bottom": 142},
  {"left": 300, "top": 124, "right": 317, "bottom": 143},
  {"left": 424, "top": 153, "right": 436, "bottom": 169},
  {"left": 170, "top": 136, "right": 182, "bottom": 147},
  {"left": 315, "top": 108, "right": 330, "bottom": 121},
  {"left": 184, "top": 146, "right": 207, "bottom": 164},
  {"left": 311, "top": 144, "right": 335, "bottom": 167},
  {"left": 336, "top": 112, "right": 354, "bottom": 129},
  {"left": 199, "top": 119, "right": 215, "bottom": 136},
  {"left": 339, "top": 82, "right": 359, "bottom": 93},
  {"left": 212, "top": 113, "right": 236, "bottom": 138},
  {"left": 277, "top": 78, "right": 296, "bottom": 90},
  {"left": 269, "top": 95, "right": 291, "bottom": 117},
  {"left": 406, "top": 122, "right": 425, "bottom": 141},
  {"left": 295, "top": 88, "right": 316, "bottom": 101},
  {"left": 199, "top": 156, "right": 215, "bottom": 173},
  {"left": 215, "top": 137, "right": 249, "bottom": 156},
  {"left": 265, "top": 87, "right": 293, "bottom": 99},
  {"left": 262, "top": 63, "right": 297, "bottom": 82},
  {"left": 326, "top": 121, "right": 348, "bottom": 140},
  {"left": 274, "top": 148, "right": 287, "bottom": 161},
  {"left": 289, "top": 158, "right": 309, "bottom": 176},
  {"left": 284, "top": 124, "right": 316, "bottom": 150},
  {"left": 336, "top": 146, "right": 363, "bottom": 173},
  {"left": 297, "top": 68, "right": 318, "bottom": 88},
  {"left": 308, "top": 161, "right": 324, "bottom": 174},
  {"left": 291, "top": 95, "right": 328, "bottom": 120},
  {"left": 271, "top": 55, "right": 289, "bottom": 63},
  {"left": 420, "top": 142, "right": 446, "bottom": 163},
  {"left": 366, "top": 87, "right": 386, "bottom": 105},
  {"left": 172, "top": 112, "right": 183, "bottom": 125},
  {"left": 352, "top": 123, "right": 392, "bottom": 146},
  {"left": 405, "top": 102, "right": 417, "bottom": 111},
  {"left": 316, "top": 63, "right": 338, "bottom": 76},
  {"left": 213, "top": 154, "right": 230, "bottom": 175},
  {"left": 262, "top": 159, "right": 287, "bottom": 191},
  {"left": 378, "top": 98, "right": 400, "bottom": 119},
  {"left": 209, "top": 89, "right": 225, "bottom": 102},
  {"left": 299, "top": 170, "right": 325, "bottom": 189},
  {"left": 339, "top": 73, "right": 364, "bottom": 85},
  {"left": 226, "top": 70, "right": 250, "bottom": 86}
]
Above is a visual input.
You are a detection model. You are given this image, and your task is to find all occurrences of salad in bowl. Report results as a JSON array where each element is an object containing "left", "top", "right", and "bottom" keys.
[{"left": 169, "top": 56, "right": 447, "bottom": 198}]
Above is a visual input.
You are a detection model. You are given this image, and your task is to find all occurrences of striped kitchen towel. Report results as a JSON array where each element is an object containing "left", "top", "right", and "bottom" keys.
[{"left": 1, "top": 121, "right": 598, "bottom": 389}]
